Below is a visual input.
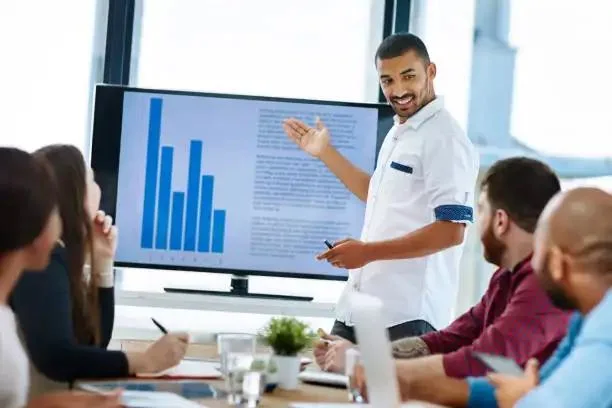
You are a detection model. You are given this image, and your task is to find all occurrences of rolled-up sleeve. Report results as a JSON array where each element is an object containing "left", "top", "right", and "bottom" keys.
[{"left": 422, "top": 131, "right": 478, "bottom": 223}]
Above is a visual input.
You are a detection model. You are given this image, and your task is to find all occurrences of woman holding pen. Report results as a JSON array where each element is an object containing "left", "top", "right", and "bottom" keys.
[
  {"left": 10, "top": 145, "right": 188, "bottom": 398},
  {"left": 0, "top": 147, "right": 122, "bottom": 407}
]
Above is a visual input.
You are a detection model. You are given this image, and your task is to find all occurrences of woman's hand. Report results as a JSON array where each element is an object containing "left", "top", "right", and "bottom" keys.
[
  {"left": 91, "top": 210, "right": 118, "bottom": 261},
  {"left": 127, "top": 332, "right": 190, "bottom": 374},
  {"left": 90, "top": 210, "right": 117, "bottom": 286}
]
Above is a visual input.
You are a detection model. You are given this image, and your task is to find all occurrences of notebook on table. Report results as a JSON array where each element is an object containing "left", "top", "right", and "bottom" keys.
[
  {"left": 77, "top": 380, "right": 218, "bottom": 400},
  {"left": 136, "top": 357, "right": 308, "bottom": 379},
  {"left": 298, "top": 370, "right": 348, "bottom": 388},
  {"left": 114, "top": 390, "right": 202, "bottom": 408},
  {"left": 136, "top": 359, "right": 222, "bottom": 379},
  {"left": 291, "top": 404, "right": 441, "bottom": 407}
]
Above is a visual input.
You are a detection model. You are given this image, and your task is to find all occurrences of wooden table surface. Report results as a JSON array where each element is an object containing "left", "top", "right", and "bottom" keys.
[
  {"left": 117, "top": 340, "right": 349, "bottom": 407},
  {"left": 82, "top": 340, "right": 444, "bottom": 407}
]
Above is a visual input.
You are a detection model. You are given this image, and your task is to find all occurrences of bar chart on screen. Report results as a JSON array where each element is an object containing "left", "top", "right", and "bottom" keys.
[
  {"left": 112, "top": 89, "right": 378, "bottom": 277},
  {"left": 139, "top": 98, "right": 226, "bottom": 255}
]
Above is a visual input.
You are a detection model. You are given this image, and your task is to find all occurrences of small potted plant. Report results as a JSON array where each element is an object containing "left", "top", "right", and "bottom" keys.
[{"left": 258, "top": 317, "right": 315, "bottom": 390}]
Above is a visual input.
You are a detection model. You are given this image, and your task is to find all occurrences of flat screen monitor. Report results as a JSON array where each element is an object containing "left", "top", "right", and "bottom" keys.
[{"left": 91, "top": 85, "right": 394, "bottom": 281}]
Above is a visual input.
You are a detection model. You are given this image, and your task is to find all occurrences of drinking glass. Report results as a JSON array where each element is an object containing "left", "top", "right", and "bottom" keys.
[
  {"left": 217, "top": 334, "right": 256, "bottom": 404},
  {"left": 242, "top": 371, "right": 264, "bottom": 407},
  {"left": 217, "top": 333, "right": 256, "bottom": 374},
  {"left": 345, "top": 347, "right": 364, "bottom": 403},
  {"left": 225, "top": 352, "right": 254, "bottom": 404}
]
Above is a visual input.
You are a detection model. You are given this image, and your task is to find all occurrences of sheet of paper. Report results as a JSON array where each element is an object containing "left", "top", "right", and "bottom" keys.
[
  {"left": 120, "top": 390, "right": 204, "bottom": 408},
  {"left": 298, "top": 370, "right": 348, "bottom": 387},
  {"left": 137, "top": 359, "right": 222, "bottom": 379},
  {"left": 290, "top": 403, "right": 439, "bottom": 407}
]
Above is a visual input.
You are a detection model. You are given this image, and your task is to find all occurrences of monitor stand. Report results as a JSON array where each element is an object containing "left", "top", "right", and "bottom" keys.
[{"left": 164, "top": 275, "right": 313, "bottom": 301}]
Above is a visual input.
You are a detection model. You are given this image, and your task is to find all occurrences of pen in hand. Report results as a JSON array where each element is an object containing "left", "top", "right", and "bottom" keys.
[
  {"left": 324, "top": 240, "right": 334, "bottom": 249},
  {"left": 151, "top": 317, "right": 168, "bottom": 334},
  {"left": 151, "top": 317, "right": 190, "bottom": 344}
]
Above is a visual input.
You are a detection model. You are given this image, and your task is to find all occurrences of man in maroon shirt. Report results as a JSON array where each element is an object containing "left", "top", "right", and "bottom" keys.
[{"left": 318, "top": 157, "right": 571, "bottom": 381}]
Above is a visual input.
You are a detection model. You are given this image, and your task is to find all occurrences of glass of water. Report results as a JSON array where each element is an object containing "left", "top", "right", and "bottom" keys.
[
  {"left": 242, "top": 353, "right": 270, "bottom": 407},
  {"left": 226, "top": 352, "right": 254, "bottom": 404},
  {"left": 345, "top": 347, "right": 364, "bottom": 403},
  {"left": 217, "top": 333, "right": 256, "bottom": 374},
  {"left": 217, "top": 334, "right": 256, "bottom": 404}
]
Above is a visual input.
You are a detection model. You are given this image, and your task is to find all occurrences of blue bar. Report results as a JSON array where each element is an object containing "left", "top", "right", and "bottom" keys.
[
  {"left": 170, "top": 192, "right": 185, "bottom": 250},
  {"left": 183, "top": 140, "right": 203, "bottom": 251},
  {"left": 140, "top": 98, "right": 163, "bottom": 249},
  {"left": 197, "top": 175, "right": 214, "bottom": 252},
  {"left": 155, "top": 147, "right": 173, "bottom": 250},
  {"left": 211, "top": 210, "right": 226, "bottom": 253}
]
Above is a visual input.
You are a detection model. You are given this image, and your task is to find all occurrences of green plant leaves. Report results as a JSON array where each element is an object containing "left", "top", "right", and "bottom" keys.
[{"left": 258, "top": 317, "right": 316, "bottom": 356}]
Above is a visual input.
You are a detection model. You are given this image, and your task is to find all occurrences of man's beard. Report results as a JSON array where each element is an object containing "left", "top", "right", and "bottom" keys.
[
  {"left": 391, "top": 82, "right": 432, "bottom": 119},
  {"left": 537, "top": 252, "right": 578, "bottom": 310},
  {"left": 481, "top": 222, "right": 506, "bottom": 267}
]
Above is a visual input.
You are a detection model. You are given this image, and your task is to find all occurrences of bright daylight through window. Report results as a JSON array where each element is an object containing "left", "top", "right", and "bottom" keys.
[{"left": 0, "top": 1, "right": 102, "bottom": 153}]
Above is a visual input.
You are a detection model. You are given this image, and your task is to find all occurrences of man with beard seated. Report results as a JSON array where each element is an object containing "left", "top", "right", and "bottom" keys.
[
  {"left": 367, "top": 187, "right": 612, "bottom": 408},
  {"left": 485, "top": 187, "right": 612, "bottom": 407},
  {"left": 318, "top": 157, "right": 571, "bottom": 382}
]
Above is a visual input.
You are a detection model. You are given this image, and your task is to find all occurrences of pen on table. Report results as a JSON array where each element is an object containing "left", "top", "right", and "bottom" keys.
[
  {"left": 324, "top": 240, "right": 334, "bottom": 249},
  {"left": 151, "top": 317, "right": 168, "bottom": 334}
]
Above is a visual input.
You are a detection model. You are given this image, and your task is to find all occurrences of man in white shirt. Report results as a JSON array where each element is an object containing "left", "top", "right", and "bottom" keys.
[{"left": 283, "top": 33, "right": 478, "bottom": 346}]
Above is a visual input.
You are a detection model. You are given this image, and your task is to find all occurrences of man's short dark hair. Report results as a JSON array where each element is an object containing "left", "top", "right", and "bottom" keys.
[
  {"left": 375, "top": 33, "right": 430, "bottom": 64},
  {"left": 481, "top": 157, "right": 561, "bottom": 233}
]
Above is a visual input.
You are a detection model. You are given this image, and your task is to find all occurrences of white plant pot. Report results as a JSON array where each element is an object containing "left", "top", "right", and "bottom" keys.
[{"left": 272, "top": 354, "right": 301, "bottom": 390}]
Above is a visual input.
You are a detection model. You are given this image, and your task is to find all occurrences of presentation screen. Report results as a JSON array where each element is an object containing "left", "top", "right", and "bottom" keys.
[{"left": 91, "top": 85, "right": 394, "bottom": 280}]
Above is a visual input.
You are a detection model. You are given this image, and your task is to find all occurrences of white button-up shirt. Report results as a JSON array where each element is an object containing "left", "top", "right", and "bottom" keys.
[{"left": 336, "top": 97, "right": 479, "bottom": 330}]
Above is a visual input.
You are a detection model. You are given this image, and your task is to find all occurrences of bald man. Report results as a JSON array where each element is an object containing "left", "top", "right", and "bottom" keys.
[
  {"left": 369, "top": 188, "right": 612, "bottom": 407},
  {"left": 485, "top": 187, "right": 612, "bottom": 407}
]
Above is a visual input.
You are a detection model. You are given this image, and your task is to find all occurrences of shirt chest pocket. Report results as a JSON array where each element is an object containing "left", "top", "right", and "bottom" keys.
[{"left": 380, "top": 154, "right": 423, "bottom": 198}]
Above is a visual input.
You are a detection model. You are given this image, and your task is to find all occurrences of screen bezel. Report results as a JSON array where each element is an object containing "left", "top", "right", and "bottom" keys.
[{"left": 90, "top": 84, "right": 394, "bottom": 281}]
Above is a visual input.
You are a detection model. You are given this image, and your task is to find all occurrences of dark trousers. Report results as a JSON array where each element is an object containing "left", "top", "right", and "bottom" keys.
[{"left": 330, "top": 319, "right": 435, "bottom": 344}]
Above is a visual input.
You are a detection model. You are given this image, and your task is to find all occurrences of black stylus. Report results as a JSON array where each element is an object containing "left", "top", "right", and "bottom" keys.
[{"left": 324, "top": 240, "right": 334, "bottom": 249}]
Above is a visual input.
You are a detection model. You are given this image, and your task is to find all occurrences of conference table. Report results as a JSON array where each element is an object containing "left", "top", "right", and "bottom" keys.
[{"left": 84, "top": 340, "right": 443, "bottom": 407}]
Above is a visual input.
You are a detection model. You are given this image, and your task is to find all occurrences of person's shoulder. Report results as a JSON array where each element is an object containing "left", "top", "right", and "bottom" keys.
[
  {"left": 49, "top": 244, "right": 66, "bottom": 261},
  {"left": 509, "top": 263, "right": 572, "bottom": 323},
  {"left": 428, "top": 105, "right": 463, "bottom": 129},
  {"left": 22, "top": 244, "right": 67, "bottom": 277},
  {"left": 0, "top": 305, "right": 16, "bottom": 326},
  {"left": 421, "top": 110, "right": 474, "bottom": 150},
  {"left": 579, "top": 290, "right": 612, "bottom": 343},
  {"left": 487, "top": 267, "right": 509, "bottom": 285},
  {"left": 506, "top": 260, "right": 548, "bottom": 295},
  {"left": 510, "top": 262, "right": 548, "bottom": 295},
  {"left": 485, "top": 265, "right": 538, "bottom": 301}
]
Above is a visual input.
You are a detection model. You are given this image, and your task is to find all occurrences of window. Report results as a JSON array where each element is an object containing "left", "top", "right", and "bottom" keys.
[
  {"left": 118, "top": 0, "right": 384, "bottom": 335},
  {"left": 0, "top": 1, "right": 105, "bottom": 154},
  {"left": 562, "top": 176, "right": 612, "bottom": 192},
  {"left": 409, "top": 0, "right": 476, "bottom": 130},
  {"left": 440, "top": 1, "right": 612, "bottom": 309},
  {"left": 133, "top": 0, "right": 384, "bottom": 103},
  {"left": 509, "top": 1, "right": 612, "bottom": 158}
]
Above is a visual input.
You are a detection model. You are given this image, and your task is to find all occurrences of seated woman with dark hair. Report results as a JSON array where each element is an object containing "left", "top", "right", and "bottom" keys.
[
  {"left": 10, "top": 144, "right": 189, "bottom": 397},
  {"left": 0, "top": 147, "right": 120, "bottom": 408}
]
